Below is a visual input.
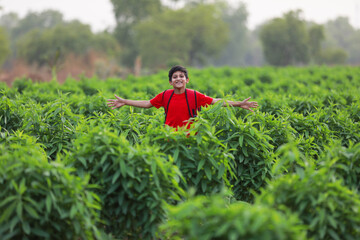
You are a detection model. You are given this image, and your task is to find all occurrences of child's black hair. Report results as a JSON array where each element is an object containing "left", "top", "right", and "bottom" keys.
[{"left": 168, "top": 65, "right": 188, "bottom": 82}]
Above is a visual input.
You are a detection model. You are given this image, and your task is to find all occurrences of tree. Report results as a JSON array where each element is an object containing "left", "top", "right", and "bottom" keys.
[
  {"left": 135, "top": 3, "right": 228, "bottom": 68},
  {"left": 308, "top": 24, "right": 325, "bottom": 63},
  {"left": 110, "top": 0, "right": 162, "bottom": 68},
  {"left": 260, "top": 10, "right": 309, "bottom": 66},
  {"left": 245, "top": 26, "right": 265, "bottom": 66},
  {"left": 0, "top": 10, "right": 65, "bottom": 62},
  {"left": 16, "top": 21, "right": 108, "bottom": 67},
  {"left": 13, "top": 10, "right": 63, "bottom": 37},
  {"left": 92, "top": 32, "right": 121, "bottom": 58},
  {"left": 317, "top": 48, "right": 348, "bottom": 65},
  {"left": 324, "top": 17, "right": 360, "bottom": 64},
  {"left": 0, "top": 27, "right": 10, "bottom": 66},
  {"left": 0, "top": 12, "right": 20, "bottom": 34},
  {"left": 210, "top": 2, "right": 249, "bottom": 66}
]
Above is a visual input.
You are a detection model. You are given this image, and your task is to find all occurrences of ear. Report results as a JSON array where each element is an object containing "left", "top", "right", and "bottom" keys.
[{"left": 186, "top": 78, "right": 189, "bottom": 83}]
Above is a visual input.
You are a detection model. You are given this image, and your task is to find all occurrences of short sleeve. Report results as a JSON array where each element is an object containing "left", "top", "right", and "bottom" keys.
[
  {"left": 197, "top": 92, "right": 213, "bottom": 107},
  {"left": 150, "top": 92, "right": 164, "bottom": 109}
]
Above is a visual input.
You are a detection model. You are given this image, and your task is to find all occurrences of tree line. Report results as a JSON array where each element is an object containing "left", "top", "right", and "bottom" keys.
[{"left": 0, "top": 0, "right": 359, "bottom": 81}]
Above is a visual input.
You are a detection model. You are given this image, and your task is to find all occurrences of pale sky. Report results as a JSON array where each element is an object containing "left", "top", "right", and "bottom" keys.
[{"left": 1, "top": 0, "right": 359, "bottom": 32}]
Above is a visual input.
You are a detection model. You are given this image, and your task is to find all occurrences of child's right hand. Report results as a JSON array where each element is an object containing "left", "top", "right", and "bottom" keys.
[{"left": 107, "top": 95, "right": 126, "bottom": 109}]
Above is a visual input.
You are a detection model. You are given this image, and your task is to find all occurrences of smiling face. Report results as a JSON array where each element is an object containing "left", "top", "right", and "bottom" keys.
[{"left": 169, "top": 70, "right": 189, "bottom": 90}]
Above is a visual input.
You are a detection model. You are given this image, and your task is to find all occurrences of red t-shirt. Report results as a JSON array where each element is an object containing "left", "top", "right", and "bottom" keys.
[{"left": 150, "top": 90, "right": 213, "bottom": 128}]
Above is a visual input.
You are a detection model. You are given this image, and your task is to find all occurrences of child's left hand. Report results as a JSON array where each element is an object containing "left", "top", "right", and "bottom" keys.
[{"left": 240, "top": 97, "right": 258, "bottom": 112}]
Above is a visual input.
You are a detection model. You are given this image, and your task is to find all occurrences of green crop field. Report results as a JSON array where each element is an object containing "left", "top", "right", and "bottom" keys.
[{"left": 1, "top": 66, "right": 360, "bottom": 239}]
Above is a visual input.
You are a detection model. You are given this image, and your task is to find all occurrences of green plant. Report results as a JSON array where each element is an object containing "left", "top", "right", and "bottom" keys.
[
  {"left": 257, "top": 167, "right": 360, "bottom": 239},
  {"left": 285, "top": 108, "right": 332, "bottom": 157},
  {"left": 250, "top": 111, "right": 297, "bottom": 150},
  {"left": 21, "top": 97, "right": 79, "bottom": 159},
  {"left": 0, "top": 131, "right": 102, "bottom": 240},
  {"left": 318, "top": 106, "right": 360, "bottom": 147},
  {"left": 318, "top": 141, "right": 360, "bottom": 192},
  {"left": 271, "top": 141, "right": 315, "bottom": 176},
  {"left": 160, "top": 191, "right": 307, "bottom": 240},
  {"left": 65, "top": 127, "right": 184, "bottom": 239},
  {"left": 143, "top": 120, "right": 235, "bottom": 196},
  {"left": 85, "top": 109, "right": 154, "bottom": 145},
  {"left": 288, "top": 96, "right": 320, "bottom": 116},
  {"left": 69, "top": 94, "right": 109, "bottom": 117},
  {"left": 12, "top": 78, "right": 34, "bottom": 94},
  {"left": 200, "top": 104, "right": 274, "bottom": 202},
  {"left": 0, "top": 94, "right": 24, "bottom": 133},
  {"left": 347, "top": 102, "right": 360, "bottom": 123}
]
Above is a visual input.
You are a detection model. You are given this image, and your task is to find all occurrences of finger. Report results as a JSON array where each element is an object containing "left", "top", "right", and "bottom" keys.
[
  {"left": 115, "top": 94, "right": 121, "bottom": 100},
  {"left": 244, "top": 97, "right": 251, "bottom": 102},
  {"left": 107, "top": 99, "right": 115, "bottom": 102}
]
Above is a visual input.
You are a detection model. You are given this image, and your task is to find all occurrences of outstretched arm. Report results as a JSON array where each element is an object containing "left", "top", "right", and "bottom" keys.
[
  {"left": 107, "top": 94, "right": 153, "bottom": 109},
  {"left": 212, "top": 97, "right": 258, "bottom": 112}
]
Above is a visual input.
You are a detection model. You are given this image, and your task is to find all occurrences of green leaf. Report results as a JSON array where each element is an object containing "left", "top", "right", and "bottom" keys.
[
  {"left": 112, "top": 170, "right": 121, "bottom": 184},
  {"left": 151, "top": 160, "right": 157, "bottom": 175},
  {"left": 0, "top": 196, "right": 17, "bottom": 208},
  {"left": 0, "top": 201, "right": 16, "bottom": 223},
  {"left": 120, "top": 159, "right": 127, "bottom": 177},
  {"left": 197, "top": 159, "right": 206, "bottom": 172},
  {"left": 107, "top": 182, "right": 120, "bottom": 195},
  {"left": 245, "top": 138, "right": 256, "bottom": 149},
  {"left": 24, "top": 204, "right": 40, "bottom": 219},
  {"left": 70, "top": 205, "right": 77, "bottom": 218},
  {"left": 174, "top": 147, "right": 179, "bottom": 162},
  {"left": 204, "top": 166, "right": 212, "bottom": 180},
  {"left": 328, "top": 229, "right": 340, "bottom": 240},
  {"left": 319, "top": 225, "right": 326, "bottom": 239},
  {"left": 19, "top": 178, "right": 27, "bottom": 195},
  {"left": 250, "top": 127, "right": 255, "bottom": 136},
  {"left": 239, "top": 135, "right": 244, "bottom": 147},
  {"left": 9, "top": 216, "right": 19, "bottom": 233},
  {"left": 100, "top": 153, "right": 108, "bottom": 165},
  {"left": 16, "top": 201, "right": 23, "bottom": 220},
  {"left": 73, "top": 221, "right": 81, "bottom": 234},
  {"left": 327, "top": 215, "right": 337, "bottom": 229},
  {"left": 11, "top": 180, "right": 19, "bottom": 192},
  {"left": 22, "top": 221, "right": 31, "bottom": 234},
  {"left": 201, "top": 180, "right": 207, "bottom": 193},
  {"left": 217, "top": 163, "right": 225, "bottom": 179},
  {"left": 32, "top": 227, "right": 50, "bottom": 238},
  {"left": 242, "top": 147, "right": 248, "bottom": 157},
  {"left": 46, "top": 194, "right": 52, "bottom": 213}
]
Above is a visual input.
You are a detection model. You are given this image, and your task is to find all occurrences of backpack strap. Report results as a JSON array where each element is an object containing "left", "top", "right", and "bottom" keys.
[
  {"left": 162, "top": 89, "right": 174, "bottom": 123},
  {"left": 185, "top": 89, "right": 199, "bottom": 118}
]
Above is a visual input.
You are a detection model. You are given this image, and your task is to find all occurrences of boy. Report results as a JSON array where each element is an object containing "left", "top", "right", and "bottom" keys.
[{"left": 107, "top": 65, "right": 258, "bottom": 129}]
